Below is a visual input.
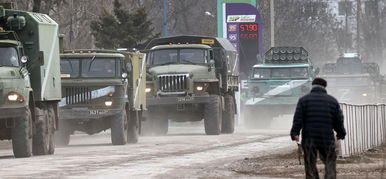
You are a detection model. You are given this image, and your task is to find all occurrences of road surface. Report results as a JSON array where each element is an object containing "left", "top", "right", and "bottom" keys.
[{"left": 0, "top": 119, "right": 295, "bottom": 178}]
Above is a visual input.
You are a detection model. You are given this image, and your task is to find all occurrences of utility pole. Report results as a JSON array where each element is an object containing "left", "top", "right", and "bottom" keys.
[
  {"left": 163, "top": 0, "right": 169, "bottom": 37},
  {"left": 270, "top": 0, "right": 275, "bottom": 47},
  {"left": 356, "top": 0, "right": 361, "bottom": 54},
  {"left": 374, "top": 0, "right": 382, "bottom": 63}
]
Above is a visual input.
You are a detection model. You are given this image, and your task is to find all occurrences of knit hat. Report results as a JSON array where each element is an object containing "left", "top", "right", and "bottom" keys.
[{"left": 312, "top": 78, "right": 327, "bottom": 88}]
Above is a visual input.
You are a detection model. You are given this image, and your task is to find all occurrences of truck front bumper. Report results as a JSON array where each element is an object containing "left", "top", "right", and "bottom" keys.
[
  {"left": 59, "top": 108, "right": 122, "bottom": 120},
  {"left": 0, "top": 106, "right": 27, "bottom": 119},
  {"left": 146, "top": 94, "right": 216, "bottom": 106}
]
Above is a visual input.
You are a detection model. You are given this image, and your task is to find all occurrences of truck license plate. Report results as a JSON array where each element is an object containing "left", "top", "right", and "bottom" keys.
[
  {"left": 177, "top": 97, "right": 194, "bottom": 102},
  {"left": 89, "top": 110, "right": 108, "bottom": 115}
]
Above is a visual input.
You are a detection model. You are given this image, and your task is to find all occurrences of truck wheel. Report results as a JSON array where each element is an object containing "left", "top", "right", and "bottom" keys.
[
  {"left": 204, "top": 95, "right": 222, "bottom": 135},
  {"left": 55, "top": 120, "right": 71, "bottom": 146},
  {"left": 33, "top": 106, "right": 55, "bottom": 155},
  {"left": 111, "top": 110, "right": 128, "bottom": 145},
  {"left": 221, "top": 95, "right": 235, "bottom": 133},
  {"left": 127, "top": 111, "right": 139, "bottom": 143},
  {"left": 11, "top": 107, "right": 33, "bottom": 158}
]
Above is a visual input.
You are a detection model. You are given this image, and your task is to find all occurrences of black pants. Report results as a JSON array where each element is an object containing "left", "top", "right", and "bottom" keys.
[{"left": 302, "top": 143, "right": 337, "bottom": 179}]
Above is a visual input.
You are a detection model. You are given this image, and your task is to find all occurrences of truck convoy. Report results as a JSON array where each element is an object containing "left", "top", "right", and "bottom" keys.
[
  {"left": 244, "top": 47, "right": 317, "bottom": 128},
  {"left": 321, "top": 53, "right": 384, "bottom": 104},
  {"left": 0, "top": 5, "right": 61, "bottom": 157},
  {"left": 143, "top": 36, "right": 239, "bottom": 135},
  {"left": 56, "top": 50, "right": 146, "bottom": 145}
]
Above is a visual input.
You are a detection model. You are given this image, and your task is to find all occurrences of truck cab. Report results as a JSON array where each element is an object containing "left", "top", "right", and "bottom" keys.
[
  {"left": 144, "top": 36, "right": 238, "bottom": 135},
  {"left": 322, "top": 53, "right": 383, "bottom": 104},
  {"left": 244, "top": 47, "right": 316, "bottom": 128},
  {"left": 56, "top": 50, "right": 146, "bottom": 145}
]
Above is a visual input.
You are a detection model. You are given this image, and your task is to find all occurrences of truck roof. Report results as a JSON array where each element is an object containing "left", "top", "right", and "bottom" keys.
[
  {"left": 145, "top": 35, "right": 236, "bottom": 52},
  {"left": 150, "top": 44, "right": 211, "bottom": 50},
  {"left": 0, "top": 39, "right": 19, "bottom": 46},
  {"left": 253, "top": 63, "right": 310, "bottom": 68},
  {"left": 60, "top": 52, "right": 125, "bottom": 59}
]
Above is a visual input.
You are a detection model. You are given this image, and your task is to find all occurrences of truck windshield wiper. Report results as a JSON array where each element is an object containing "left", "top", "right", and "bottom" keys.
[
  {"left": 87, "top": 55, "right": 96, "bottom": 72},
  {"left": 157, "top": 62, "right": 176, "bottom": 66},
  {"left": 180, "top": 59, "right": 196, "bottom": 64}
]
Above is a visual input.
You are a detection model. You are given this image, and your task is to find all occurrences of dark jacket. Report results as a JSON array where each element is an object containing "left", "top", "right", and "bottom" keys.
[{"left": 290, "top": 87, "right": 346, "bottom": 147}]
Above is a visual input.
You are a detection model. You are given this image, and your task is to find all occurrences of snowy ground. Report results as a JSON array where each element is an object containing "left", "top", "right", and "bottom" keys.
[{"left": 0, "top": 116, "right": 296, "bottom": 179}]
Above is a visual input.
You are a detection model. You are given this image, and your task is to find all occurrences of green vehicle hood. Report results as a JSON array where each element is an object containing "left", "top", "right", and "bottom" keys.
[
  {"left": 149, "top": 64, "right": 214, "bottom": 79},
  {"left": 245, "top": 79, "right": 311, "bottom": 105},
  {"left": 0, "top": 66, "right": 21, "bottom": 79}
]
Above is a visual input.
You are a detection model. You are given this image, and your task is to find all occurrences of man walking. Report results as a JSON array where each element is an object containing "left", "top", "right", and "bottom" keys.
[{"left": 290, "top": 78, "right": 346, "bottom": 179}]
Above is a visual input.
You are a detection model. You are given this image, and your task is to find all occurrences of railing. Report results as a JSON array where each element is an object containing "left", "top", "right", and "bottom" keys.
[{"left": 339, "top": 103, "right": 386, "bottom": 157}]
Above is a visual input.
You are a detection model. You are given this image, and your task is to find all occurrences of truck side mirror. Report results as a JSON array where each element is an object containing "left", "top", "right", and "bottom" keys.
[
  {"left": 121, "top": 72, "right": 128, "bottom": 78},
  {"left": 126, "top": 63, "right": 132, "bottom": 72},
  {"left": 21, "top": 56, "right": 28, "bottom": 64},
  {"left": 210, "top": 59, "right": 215, "bottom": 66},
  {"left": 208, "top": 59, "right": 215, "bottom": 72}
]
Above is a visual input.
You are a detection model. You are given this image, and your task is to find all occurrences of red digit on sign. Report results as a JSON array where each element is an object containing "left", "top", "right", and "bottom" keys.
[
  {"left": 240, "top": 25, "right": 244, "bottom": 31},
  {"left": 249, "top": 25, "right": 254, "bottom": 31}
]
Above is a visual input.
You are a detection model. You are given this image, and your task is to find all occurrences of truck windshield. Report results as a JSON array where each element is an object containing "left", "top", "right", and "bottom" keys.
[
  {"left": 60, "top": 59, "right": 80, "bottom": 78},
  {"left": 149, "top": 49, "right": 207, "bottom": 66},
  {"left": 82, "top": 58, "right": 116, "bottom": 77},
  {"left": 0, "top": 47, "right": 19, "bottom": 67},
  {"left": 253, "top": 67, "right": 308, "bottom": 79},
  {"left": 336, "top": 57, "right": 362, "bottom": 74},
  {"left": 60, "top": 57, "right": 117, "bottom": 78}
]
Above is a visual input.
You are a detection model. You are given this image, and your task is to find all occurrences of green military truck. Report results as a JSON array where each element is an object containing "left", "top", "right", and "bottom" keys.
[
  {"left": 56, "top": 49, "right": 146, "bottom": 145},
  {"left": 321, "top": 53, "right": 384, "bottom": 104},
  {"left": 0, "top": 5, "right": 61, "bottom": 157},
  {"left": 244, "top": 47, "right": 317, "bottom": 128},
  {"left": 143, "top": 36, "right": 238, "bottom": 135}
]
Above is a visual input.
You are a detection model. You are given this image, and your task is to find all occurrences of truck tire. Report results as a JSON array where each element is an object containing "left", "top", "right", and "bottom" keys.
[
  {"left": 221, "top": 95, "right": 235, "bottom": 133},
  {"left": 111, "top": 110, "right": 128, "bottom": 145},
  {"left": 33, "top": 106, "right": 55, "bottom": 155},
  {"left": 204, "top": 95, "right": 222, "bottom": 135},
  {"left": 54, "top": 120, "right": 71, "bottom": 146},
  {"left": 11, "top": 107, "right": 33, "bottom": 158},
  {"left": 127, "top": 111, "right": 139, "bottom": 143}
]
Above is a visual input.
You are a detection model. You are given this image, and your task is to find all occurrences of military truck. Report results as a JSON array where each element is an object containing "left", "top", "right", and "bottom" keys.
[
  {"left": 56, "top": 49, "right": 146, "bottom": 145},
  {"left": 244, "top": 47, "right": 317, "bottom": 128},
  {"left": 143, "top": 36, "right": 238, "bottom": 135},
  {"left": 0, "top": 5, "right": 61, "bottom": 157},
  {"left": 321, "top": 53, "right": 383, "bottom": 104}
]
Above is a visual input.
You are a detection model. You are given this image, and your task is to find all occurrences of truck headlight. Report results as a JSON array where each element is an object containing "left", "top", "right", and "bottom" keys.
[
  {"left": 196, "top": 86, "right": 203, "bottom": 91},
  {"left": 194, "top": 83, "right": 208, "bottom": 92},
  {"left": 105, "top": 100, "right": 113, "bottom": 106},
  {"left": 145, "top": 88, "right": 152, "bottom": 93},
  {"left": 362, "top": 93, "right": 368, "bottom": 97},
  {"left": 7, "top": 92, "right": 24, "bottom": 102}
]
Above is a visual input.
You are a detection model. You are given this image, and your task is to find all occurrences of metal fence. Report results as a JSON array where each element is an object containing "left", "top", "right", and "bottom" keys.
[{"left": 339, "top": 103, "right": 386, "bottom": 157}]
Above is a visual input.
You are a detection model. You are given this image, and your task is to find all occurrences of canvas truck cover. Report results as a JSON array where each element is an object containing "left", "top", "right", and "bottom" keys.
[{"left": 0, "top": 8, "right": 61, "bottom": 101}]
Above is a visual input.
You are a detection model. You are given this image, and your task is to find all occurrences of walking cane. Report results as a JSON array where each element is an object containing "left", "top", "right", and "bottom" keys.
[{"left": 297, "top": 142, "right": 302, "bottom": 165}]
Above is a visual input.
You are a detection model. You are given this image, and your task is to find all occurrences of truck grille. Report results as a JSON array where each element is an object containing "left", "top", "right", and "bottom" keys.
[
  {"left": 64, "top": 87, "right": 91, "bottom": 105},
  {"left": 158, "top": 74, "right": 188, "bottom": 92}
]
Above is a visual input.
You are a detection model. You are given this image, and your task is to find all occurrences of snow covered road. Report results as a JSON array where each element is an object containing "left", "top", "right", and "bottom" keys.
[{"left": 0, "top": 122, "right": 295, "bottom": 178}]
